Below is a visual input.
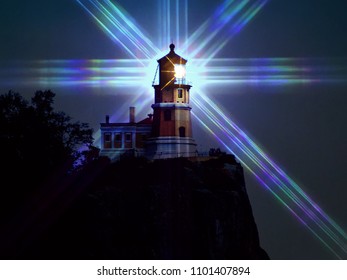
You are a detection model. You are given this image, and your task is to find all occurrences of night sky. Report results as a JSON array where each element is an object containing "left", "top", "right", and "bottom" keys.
[{"left": 1, "top": 0, "right": 347, "bottom": 259}]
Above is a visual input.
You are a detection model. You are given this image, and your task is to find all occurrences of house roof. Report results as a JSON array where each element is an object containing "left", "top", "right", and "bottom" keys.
[
  {"left": 100, "top": 117, "right": 152, "bottom": 127},
  {"left": 157, "top": 44, "right": 187, "bottom": 65},
  {"left": 137, "top": 117, "right": 153, "bottom": 124}
]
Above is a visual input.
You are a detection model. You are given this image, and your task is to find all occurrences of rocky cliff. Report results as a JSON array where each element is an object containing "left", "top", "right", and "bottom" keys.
[{"left": 3, "top": 155, "right": 269, "bottom": 259}]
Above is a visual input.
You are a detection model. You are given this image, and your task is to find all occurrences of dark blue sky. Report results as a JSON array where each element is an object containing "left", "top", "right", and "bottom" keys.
[
  {"left": 1, "top": 0, "right": 347, "bottom": 59},
  {"left": 1, "top": 0, "right": 347, "bottom": 259}
]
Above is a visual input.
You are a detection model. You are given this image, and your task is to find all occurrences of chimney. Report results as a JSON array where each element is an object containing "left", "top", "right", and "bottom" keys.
[
  {"left": 129, "top": 107, "right": 135, "bottom": 123},
  {"left": 105, "top": 115, "right": 110, "bottom": 124}
]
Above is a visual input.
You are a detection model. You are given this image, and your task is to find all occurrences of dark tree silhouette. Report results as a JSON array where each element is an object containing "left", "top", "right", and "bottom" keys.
[
  {"left": 0, "top": 90, "right": 96, "bottom": 255},
  {"left": 0, "top": 90, "right": 94, "bottom": 180}
]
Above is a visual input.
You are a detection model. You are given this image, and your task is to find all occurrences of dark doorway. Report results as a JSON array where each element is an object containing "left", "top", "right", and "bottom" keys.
[{"left": 179, "top": 126, "right": 186, "bottom": 137}]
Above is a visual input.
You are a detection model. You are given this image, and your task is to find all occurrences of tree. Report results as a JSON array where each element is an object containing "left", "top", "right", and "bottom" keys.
[{"left": 0, "top": 90, "right": 95, "bottom": 206}]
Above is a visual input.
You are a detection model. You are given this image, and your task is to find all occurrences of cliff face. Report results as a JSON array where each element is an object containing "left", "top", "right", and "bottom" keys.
[
  {"left": 125, "top": 156, "right": 269, "bottom": 259},
  {"left": 3, "top": 155, "right": 268, "bottom": 259}
]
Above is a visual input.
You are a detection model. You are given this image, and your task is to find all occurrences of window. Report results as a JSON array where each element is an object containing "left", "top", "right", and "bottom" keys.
[
  {"left": 114, "top": 133, "right": 122, "bottom": 142},
  {"left": 104, "top": 133, "right": 112, "bottom": 149},
  {"left": 178, "top": 88, "right": 183, "bottom": 99},
  {"left": 104, "top": 133, "right": 111, "bottom": 142},
  {"left": 114, "top": 133, "right": 122, "bottom": 148},
  {"left": 125, "top": 133, "right": 132, "bottom": 142},
  {"left": 179, "top": 126, "right": 186, "bottom": 137},
  {"left": 164, "top": 110, "right": 171, "bottom": 121}
]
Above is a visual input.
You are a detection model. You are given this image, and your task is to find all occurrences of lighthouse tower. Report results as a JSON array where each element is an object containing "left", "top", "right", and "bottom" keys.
[{"left": 146, "top": 44, "right": 197, "bottom": 159}]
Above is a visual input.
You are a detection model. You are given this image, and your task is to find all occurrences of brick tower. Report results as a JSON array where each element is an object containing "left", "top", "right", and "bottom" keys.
[{"left": 146, "top": 44, "right": 197, "bottom": 159}]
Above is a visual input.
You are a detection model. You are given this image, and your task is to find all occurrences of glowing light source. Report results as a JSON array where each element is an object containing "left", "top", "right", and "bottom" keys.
[{"left": 174, "top": 64, "right": 186, "bottom": 79}]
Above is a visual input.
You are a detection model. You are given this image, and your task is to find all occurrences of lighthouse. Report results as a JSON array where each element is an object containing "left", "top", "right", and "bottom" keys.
[
  {"left": 99, "top": 44, "right": 197, "bottom": 161},
  {"left": 146, "top": 44, "right": 197, "bottom": 159}
]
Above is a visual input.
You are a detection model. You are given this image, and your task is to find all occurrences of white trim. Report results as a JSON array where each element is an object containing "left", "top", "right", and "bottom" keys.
[{"left": 151, "top": 103, "right": 191, "bottom": 109}]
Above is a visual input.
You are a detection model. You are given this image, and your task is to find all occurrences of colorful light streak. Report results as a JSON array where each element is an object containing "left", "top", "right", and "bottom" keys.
[
  {"left": 202, "top": 0, "right": 269, "bottom": 66},
  {"left": 182, "top": 0, "right": 249, "bottom": 57},
  {"left": 76, "top": 0, "right": 160, "bottom": 60},
  {"left": 0, "top": 59, "right": 152, "bottom": 88},
  {"left": 191, "top": 92, "right": 347, "bottom": 259},
  {"left": 1, "top": 58, "right": 346, "bottom": 88},
  {"left": 196, "top": 57, "right": 347, "bottom": 85},
  {"left": 157, "top": 0, "right": 189, "bottom": 52},
  {"left": 182, "top": 0, "right": 269, "bottom": 63}
]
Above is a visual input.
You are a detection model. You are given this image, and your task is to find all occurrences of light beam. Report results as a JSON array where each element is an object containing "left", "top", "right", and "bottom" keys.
[
  {"left": 182, "top": 0, "right": 269, "bottom": 62},
  {"left": 191, "top": 91, "right": 347, "bottom": 259},
  {"left": 76, "top": 0, "right": 159, "bottom": 60}
]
